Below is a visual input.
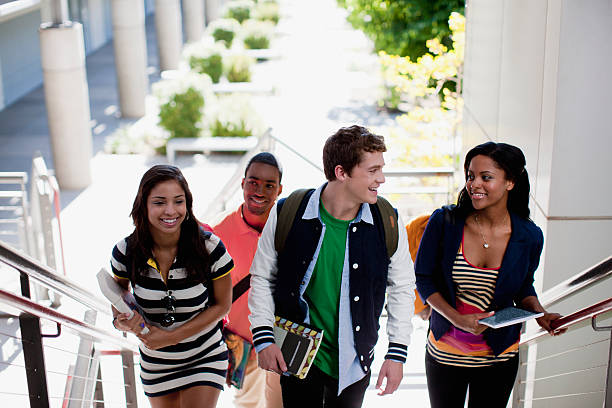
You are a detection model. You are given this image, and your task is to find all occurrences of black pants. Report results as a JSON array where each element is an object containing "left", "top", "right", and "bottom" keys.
[
  {"left": 280, "top": 364, "right": 371, "bottom": 408},
  {"left": 425, "top": 351, "right": 519, "bottom": 408}
]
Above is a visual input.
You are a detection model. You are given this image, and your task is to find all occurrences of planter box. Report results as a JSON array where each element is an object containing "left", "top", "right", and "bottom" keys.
[
  {"left": 166, "top": 136, "right": 258, "bottom": 163},
  {"left": 224, "top": 48, "right": 281, "bottom": 60},
  {"left": 211, "top": 82, "right": 275, "bottom": 95}
]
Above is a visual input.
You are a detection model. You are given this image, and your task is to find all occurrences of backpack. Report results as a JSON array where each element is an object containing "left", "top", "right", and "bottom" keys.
[{"left": 274, "top": 189, "right": 399, "bottom": 259}]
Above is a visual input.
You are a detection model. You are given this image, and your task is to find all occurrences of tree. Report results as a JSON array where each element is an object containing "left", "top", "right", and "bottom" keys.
[{"left": 341, "top": 0, "right": 464, "bottom": 60}]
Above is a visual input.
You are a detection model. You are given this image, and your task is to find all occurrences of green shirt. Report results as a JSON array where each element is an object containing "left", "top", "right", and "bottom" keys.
[{"left": 304, "top": 202, "right": 352, "bottom": 379}]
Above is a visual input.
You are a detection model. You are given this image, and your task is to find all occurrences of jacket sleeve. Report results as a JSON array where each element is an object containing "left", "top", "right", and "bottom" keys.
[
  {"left": 384, "top": 215, "right": 416, "bottom": 363},
  {"left": 248, "top": 203, "right": 279, "bottom": 352},
  {"left": 515, "top": 224, "right": 543, "bottom": 302},
  {"left": 414, "top": 208, "right": 445, "bottom": 302}
]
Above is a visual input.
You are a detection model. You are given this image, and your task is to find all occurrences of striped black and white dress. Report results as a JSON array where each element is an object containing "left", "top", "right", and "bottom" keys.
[{"left": 110, "top": 231, "right": 233, "bottom": 397}]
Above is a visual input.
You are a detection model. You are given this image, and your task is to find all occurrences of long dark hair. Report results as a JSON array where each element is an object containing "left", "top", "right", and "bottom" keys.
[
  {"left": 456, "top": 142, "right": 531, "bottom": 219},
  {"left": 127, "top": 165, "right": 210, "bottom": 283}
]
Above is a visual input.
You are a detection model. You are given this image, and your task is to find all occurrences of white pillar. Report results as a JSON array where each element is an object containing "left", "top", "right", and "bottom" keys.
[
  {"left": 110, "top": 0, "right": 148, "bottom": 118},
  {"left": 182, "top": 0, "right": 205, "bottom": 43},
  {"left": 155, "top": 0, "right": 183, "bottom": 71},
  {"left": 39, "top": 23, "right": 92, "bottom": 190},
  {"left": 204, "top": 0, "right": 221, "bottom": 25}
]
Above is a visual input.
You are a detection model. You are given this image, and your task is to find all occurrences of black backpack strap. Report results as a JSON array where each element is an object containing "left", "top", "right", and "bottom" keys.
[
  {"left": 274, "top": 189, "right": 312, "bottom": 254},
  {"left": 232, "top": 274, "right": 251, "bottom": 303},
  {"left": 375, "top": 196, "right": 399, "bottom": 259}
]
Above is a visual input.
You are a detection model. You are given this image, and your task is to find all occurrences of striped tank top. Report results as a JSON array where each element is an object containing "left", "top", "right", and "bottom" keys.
[{"left": 427, "top": 238, "right": 519, "bottom": 367}]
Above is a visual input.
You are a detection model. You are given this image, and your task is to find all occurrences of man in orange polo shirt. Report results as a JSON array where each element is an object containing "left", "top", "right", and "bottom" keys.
[{"left": 213, "top": 152, "right": 283, "bottom": 408}]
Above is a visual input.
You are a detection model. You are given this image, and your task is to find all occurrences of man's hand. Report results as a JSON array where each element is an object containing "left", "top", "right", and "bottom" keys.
[
  {"left": 376, "top": 360, "right": 403, "bottom": 396},
  {"left": 257, "top": 344, "right": 287, "bottom": 374}
]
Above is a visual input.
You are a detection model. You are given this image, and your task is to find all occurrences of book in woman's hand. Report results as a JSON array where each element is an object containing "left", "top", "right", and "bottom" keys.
[
  {"left": 97, "top": 268, "right": 149, "bottom": 334},
  {"left": 479, "top": 307, "right": 543, "bottom": 329},
  {"left": 273, "top": 316, "right": 323, "bottom": 379}
]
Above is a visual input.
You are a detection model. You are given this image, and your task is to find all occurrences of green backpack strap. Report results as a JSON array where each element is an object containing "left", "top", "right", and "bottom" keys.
[
  {"left": 376, "top": 196, "right": 399, "bottom": 259},
  {"left": 274, "top": 189, "right": 312, "bottom": 254}
]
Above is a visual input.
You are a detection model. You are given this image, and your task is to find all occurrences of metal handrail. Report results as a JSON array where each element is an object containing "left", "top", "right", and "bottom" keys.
[
  {"left": 0, "top": 288, "right": 139, "bottom": 352},
  {"left": 513, "top": 256, "right": 612, "bottom": 408},
  {"left": 539, "top": 256, "right": 612, "bottom": 308},
  {"left": 0, "top": 240, "right": 109, "bottom": 314},
  {"left": 520, "top": 297, "right": 612, "bottom": 345},
  {"left": 0, "top": 172, "right": 29, "bottom": 184}
]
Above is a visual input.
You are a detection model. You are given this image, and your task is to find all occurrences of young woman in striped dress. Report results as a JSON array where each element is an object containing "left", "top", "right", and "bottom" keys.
[
  {"left": 415, "top": 142, "right": 564, "bottom": 408},
  {"left": 110, "top": 165, "right": 233, "bottom": 408}
]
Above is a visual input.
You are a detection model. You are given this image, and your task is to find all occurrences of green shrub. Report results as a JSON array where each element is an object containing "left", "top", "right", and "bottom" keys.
[
  {"left": 182, "top": 40, "right": 225, "bottom": 83},
  {"left": 159, "top": 87, "right": 205, "bottom": 139},
  {"left": 340, "top": 0, "right": 464, "bottom": 60},
  {"left": 242, "top": 20, "right": 273, "bottom": 49},
  {"left": 252, "top": 2, "right": 279, "bottom": 24},
  {"left": 213, "top": 27, "right": 235, "bottom": 47},
  {"left": 225, "top": 55, "right": 254, "bottom": 82},
  {"left": 211, "top": 119, "right": 252, "bottom": 137},
  {"left": 210, "top": 94, "right": 262, "bottom": 137},
  {"left": 225, "top": 0, "right": 254, "bottom": 23},
  {"left": 244, "top": 35, "right": 269, "bottom": 49},
  {"left": 189, "top": 54, "right": 223, "bottom": 83},
  {"left": 208, "top": 19, "right": 241, "bottom": 48}
]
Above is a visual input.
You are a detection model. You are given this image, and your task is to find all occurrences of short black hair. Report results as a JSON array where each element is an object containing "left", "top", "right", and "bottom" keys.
[{"left": 244, "top": 152, "right": 283, "bottom": 182}]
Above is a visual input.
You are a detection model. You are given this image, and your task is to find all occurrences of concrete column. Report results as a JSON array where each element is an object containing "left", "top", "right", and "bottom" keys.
[
  {"left": 182, "top": 0, "right": 205, "bottom": 43},
  {"left": 110, "top": 0, "right": 148, "bottom": 118},
  {"left": 204, "top": 0, "right": 221, "bottom": 25},
  {"left": 155, "top": 0, "right": 183, "bottom": 71},
  {"left": 39, "top": 22, "right": 92, "bottom": 190}
]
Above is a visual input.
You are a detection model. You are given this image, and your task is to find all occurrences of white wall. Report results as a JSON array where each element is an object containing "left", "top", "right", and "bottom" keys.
[
  {"left": 0, "top": 9, "right": 42, "bottom": 107},
  {"left": 463, "top": 0, "right": 612, "bottom": 406}
]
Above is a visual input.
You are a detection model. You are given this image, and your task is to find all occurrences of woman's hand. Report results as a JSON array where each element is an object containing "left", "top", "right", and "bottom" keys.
[
  {"left": 536, "top": 312, "right": 566, "bottom": 336},
  {"left": 138, "top": 325, "right": 179, "bottom": 350},
  {"left": 114, "top": 311, "right": 146, "bottom": 335},
  {"left": 452, "top": 311, "right": 494, "bottom": 335}
]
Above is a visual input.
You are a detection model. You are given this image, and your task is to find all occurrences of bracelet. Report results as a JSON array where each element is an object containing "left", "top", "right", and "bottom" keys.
[{"left": 112, "top": 316, "right": 119, "bottom": 330}]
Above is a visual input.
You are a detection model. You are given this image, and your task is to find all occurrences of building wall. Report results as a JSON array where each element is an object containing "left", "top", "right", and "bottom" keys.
[
  {"left": 463, "top": 0, "right": 612, "bottom": 407},
  {"left": 0, "top": 0, "right": 156, "bottom": 110},
  {"left": 0, "top": 9, "right": 43, "bottom": 108}
]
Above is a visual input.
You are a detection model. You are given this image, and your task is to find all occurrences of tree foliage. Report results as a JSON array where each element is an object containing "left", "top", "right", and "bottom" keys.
[{"left": 341, "top": 0, "right": 464, "bottom": 60}]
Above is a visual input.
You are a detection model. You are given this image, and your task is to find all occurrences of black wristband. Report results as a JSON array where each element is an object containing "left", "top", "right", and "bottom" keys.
[{"left": 112, "top": 316, "right": 119, "bottom": 330}]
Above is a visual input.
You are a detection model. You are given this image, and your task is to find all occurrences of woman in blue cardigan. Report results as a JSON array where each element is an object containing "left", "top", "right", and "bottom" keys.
[{"left": 415, "top": 142, "right": 564, "bottom": 408}]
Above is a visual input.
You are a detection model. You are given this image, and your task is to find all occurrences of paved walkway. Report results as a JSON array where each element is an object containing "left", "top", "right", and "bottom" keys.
[{"left": 0, "top": 1, "right": 429, "bottom": 406}]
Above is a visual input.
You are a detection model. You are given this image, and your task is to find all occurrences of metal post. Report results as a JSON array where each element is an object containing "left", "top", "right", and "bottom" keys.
[
  {"left": 593, "top": 316, "right": 612, "bottom": 408},
  {"left": 93, "top": 364, "right": 105, "bottom": 408},
  {"left": 19, "top": 273, "right": 50, "bottom": 408},
  {"left": 121, "top": 346, "right": 139, "bottom": 407},
  {"left": 68, "top": 310, "right": 97, "bottom": 408}
]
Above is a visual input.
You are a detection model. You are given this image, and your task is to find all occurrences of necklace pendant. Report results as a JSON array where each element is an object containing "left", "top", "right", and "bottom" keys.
[{"left": 483, "top": 243, "right": 489, "bottom": 249}]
